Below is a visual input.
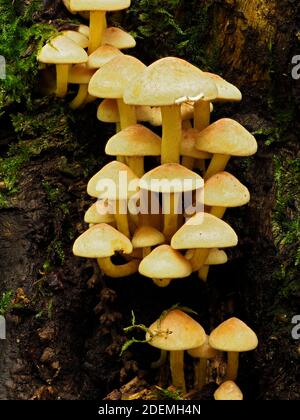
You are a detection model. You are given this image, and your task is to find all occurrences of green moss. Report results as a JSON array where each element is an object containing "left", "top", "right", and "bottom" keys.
[{"left": 0, "top": 290, "right": 13, "bottom": 316}]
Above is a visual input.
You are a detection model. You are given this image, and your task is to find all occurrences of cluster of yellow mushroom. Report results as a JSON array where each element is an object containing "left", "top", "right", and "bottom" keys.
[{"left": 37, "top": 0, "right": 260, "bottom": 400}]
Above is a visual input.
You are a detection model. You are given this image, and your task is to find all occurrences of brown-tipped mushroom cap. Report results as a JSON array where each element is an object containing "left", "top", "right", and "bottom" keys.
[
  {"left": 88, "top": 55, "right": 146, "bottom": 98},
  {"left": 205, "top": 248, "right": 228, "bottom": 265},
  {"left": 73, "top": 223, "right": 132, "bottom": 258},
  {"left": 209, "top": 317, "right": 258, "bottom": 352},
  {"left": 203, "top": 72, "right": 242, "bottom": 102},
  {"left": 140, "top": 164, "right": 203, "bottom": 194},
  {"left": 87, "top": 45, "right": 123, "bottom": 69},
  {"left": 188, "top": 335, "right": 218, "bottom": 359},
  {"left": 181, "top": 129, "right": 212, "bottom": 159},
  {"left": 146, "top": 309, "right": 206, "bottom": 351},
  {"left": 124, "top": 57, "right": 218, "bottom": 106},
  {"left": 103, "top": 27, "right": 136, "bottom": 49},
  {"left": 70, "top": 0, "right": 130, "bottom": 11},
  {"left": 105, "top": 125, "right": 161, "bottom": 157},
  {"left": 68, "top": 64, "right": 95, "bottom": 84},
  {"left": 214, "top": 381, "right": 243, "bottom": 400},
  {"left": 196, "top": 119, "right": 257, "bottom": 156},
  {"left": 84, "top": 201, "right": 115, "bottom": 224},
  {"left": 38, "top": 35, "right": 88, "bottom": 64},
  {"left": 204, "top": 172, "right": 250, "bottom": 207},
  {"left": 139, "top": 245, "right": 192, "bottom": 279},
  {"left": 132, "top": 226, "right": 165, "bottom": 249},
  {"left": 87, "top": 161, "right": 139, "bottom": 200},
  {"left": 171, "top": 213, "right": 238, "bottom": 249},
  {"left": 61, "top": 30, "right": 89, "bottom": 48},
  {"left": 97, "top": 99, "right": 119, "bottom": 123}
]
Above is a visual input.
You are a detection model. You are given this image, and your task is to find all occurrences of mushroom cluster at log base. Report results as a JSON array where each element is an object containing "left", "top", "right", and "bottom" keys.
[{"left": 37, "top": 0, "right": 260, "bottom": 399}]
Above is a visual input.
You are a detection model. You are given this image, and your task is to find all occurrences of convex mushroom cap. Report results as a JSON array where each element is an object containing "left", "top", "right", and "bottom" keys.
[
  {"left": 146, "top": 309, "right": 206, "bottom": 351},
  {"left": 181, "top": 129, "right": 212, "bottom": 159},
  {"left": 196, "top": 119, "right": 257, "bottom": 157},
  {"left": 73, "top": 223, "right": 132, "bottom": 258},
  {"left": 103, "top": 27, "right": 136, "bottom": 49},
  {"left": 61, "top": 30, "right": 89, "bottom": 48},
  {"left": 139, "top": 245, "right": 192, "bottom": 280},
  {"left": 214, "top": 381, "right": 243, "bottom": 400},
  {"left": 204, "top": 172, "right": 250, "bottom": 207},
  {"left": 132, "top": 226, "right": 165, "bottom": 249},
  {"left": 209, "top": 317, "right": 258, "bottom": 352},
  {"left": 124, "top": 57, "right": 218, "bottom": 106},
  {"left": 87, "top": 45, "right": 123, "bottom": 69},
  {"left": 38, "top": 35, "right": 88, "bottom": 64},
  {"left": 68, "top": 64, "right": 95, "bottom": 84},
  {"left": 205, "top": 248, "right": 228, "bottom": 265},
  {"left": 203, "top": 72, "right": 242, "bottom": 102},
  {"left": 70, "top": 0, "right": 130, "bottom": 11},
  {"left": 84, "top": 201, "right": 115, "bottom": 224}
]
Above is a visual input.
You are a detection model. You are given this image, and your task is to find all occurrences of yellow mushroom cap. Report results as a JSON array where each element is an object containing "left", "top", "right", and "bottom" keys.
[
  {"left": 87, "top": 161, "right": 139, "bottom": 200},
  {"left": 70, "top": 0, "right": 130, "bottom": 11},
  {"left": 146, "top": 309, "right": 206, "bottom": 351},
  {"left": 103, "top": 27, "right": 136, "bottom": 49},
  {"left": 77, "top": 25, "right": 90, "bottom": 38},
  {"left": 105, "top": 125, "right": 161, "bottom": 157},
  {"left": 38, "top": 36, "right": 88, "bottom": 64},
  {"left": 214, "top": 381, "right": 243, "bottom": 400},
  {"left": 73, "top": 223, "right": 132, "bottom": 258},
  {"left": 196, "top": 118, "right": 257, "bottom": 156},
  {"left": 87, "top": 45, "right": 123, "bottom": 69},
  {"left": 84, "top": 201, "right": 115, "bottom": 224},
  {"left": 171, "top": 212, "right": 238, "bottom": 249},
  {"left": 140, "top": 164, "right": 204, "bottom": 193},
  {"left": 97, "top": 99, "right": 119, "bottom": 123},
  {"left": 204, "top": 172, "right": 250, "bottom": 207},
  {"left": 88, "top": 55, "right": 146, "bottom": 98},
  {"left": 209, "top": 317, "right": 258, "bottom": 352},
  {"left": 63, "top": 0, "right": 76, "bottom": 14},
  {"left": 188, "top": 335, "right": 218, "bottom": 359},
  {"left": 205, "top": 248, "right": 228, "bottom": 265},
  {"left": 181, "top": 129, "right": 212, "bottom": 159},
  {"left": 203, "top": 72, "right": 242, "bottom": 102},
  {"left": 132, "top": 226, "right": 165, "bottom": 248},
  {"left": 68, "top": 64, "right": 95, "bottom": 84},
  {"left": 124, "top": 57, "right": 218, "bottom": 106},
  {"left": 61, "top": 30, "right": 89, "bottom": 49}
]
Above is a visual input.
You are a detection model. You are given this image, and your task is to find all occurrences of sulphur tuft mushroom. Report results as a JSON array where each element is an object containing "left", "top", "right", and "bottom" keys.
[
  {"left": 132, "top": 226, "right": 165, "bottom": 258},
  {"left": 198, "top": 248, "right": 228, "bottom": 282},
  {"left": 68, "top": 64, "right": 96, "bottom": 109},
  {"left": 73, "top": 223, "right": 139, "bottom": 277},
  {"left": 84, "top": 200, "right": 115, "bottom": 225},
  {"left": 146, "top": 309, "right": 206, "bottom": 392},
  {"left": 139, "top": 244, "right": 192, "bottom": 287},
  {"left": 209, "top": 317, "right": 258, "bottom": 381},
  {"left": 214, "top": 380, "right": 243, "bottom": 400},
  {"left": 102, "top": 27, "right": 136, "bottom": 50},
  {"left": 181, "top": 128, "right": 212, "bottom": 170}
]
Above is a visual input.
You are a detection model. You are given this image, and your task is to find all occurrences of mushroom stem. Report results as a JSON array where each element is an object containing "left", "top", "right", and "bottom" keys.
[
  {"left": 195, "top": 159, "right": 206, "bottom": 173},
  {"left": 151, "top": 350, "right": 168, "bottom": 369},
  {"left": 226, "top": 351, "right": 239, "bottom": 381},
  {"left": 88, "top": 10, "right": 106, "bottom": 54},
  {"left": 161, "top": 105, "right": 182, "bottom": 164},
  {"left": 127, "top": 157, "right": 144, "bottom": 177},
  {"left": 204, "top": 154, "right": 230, "bottom": 181},
  {"left": 194, "top": 101, "right": 211, "bottom": 131},
  {"left": 195, "top": 358, "right": 207, "bottom": 390},
  {"left": 69, "top": 84, "right": 88, "bottom": 109},
  {"left": 117, "top": 99, "right": 137, "bottom": 130},
  {"left": 152, "top": 278, "right": 172, "bottom": 288},
  {"left": 56, "top": 64, "right": 70, "bottom": 98},
  {"left": 170, "top": 350, "right": 186, "bottom": 393},
  {"left": 182, "top": 156, "right": 194, "bottom": 170},
  {"left": 163, "top": 193, "right": 180, "bottom": 242},
  {"left": 97, "top": 257, "right": 139, "bottom": 278},
  {"left": 116, "top": 122, "right": 121, "bottom": 133},
  {"left": 198, "top": 265, "right": 209, "bottom": 282},
  {"left": 210, "top": 206, "right": 226, "bottom": 219},
  {"left": 190, "top": 248, "right": 210, "bottom": 272},
  {"left": 115, "top": 199, "right": 131, "bottom": 238},
  {"left": 82, "top": 93, "right": 97, "bottom": 106}
]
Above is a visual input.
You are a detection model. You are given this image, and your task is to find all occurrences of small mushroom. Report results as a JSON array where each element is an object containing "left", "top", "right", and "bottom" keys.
[
  {"left": 84, "top": 200, "right": 115, "bottom": 225},
  {"left": 87, "top": 45, "right": 123, "bottom": 69},
  {"left": 196, "top": 119, "right": 257, "bottom": 180},
  {"left": 87, "top": 161, "right": 139, "bottom": 238},
  {"left": 139, "top": 244, "right": 192, "bottom": 287},
  {"left": 70, "top": 0, "right": 131, "bottom": 53},
  {"left": 73, "top": 223, "right": 139, "bottom": 277},
  {"left": 181, "top": 128, "right": 212, "bottom": 170},
  {"left": 68, "top": 64, "right": 96, "bottom": 109},
  {"left": 214, "top": 381, "right": 243, "bottom": 400},
  {"left": 204, "top": 171, "right": 250, "bottom": 219},
  {"left": 132, "top": 226, "right": 165, "bottom": 258},
  {"left": 171, "top": 212, "right": 238, "bottom": 271},
  {"left": 102, "top": 27, "right": 136, "bottom": 50},
  {"left": 188, "top": 334, "right": 219, "bottom": 390},
  {"left": 124, "top": 57, "right": 217, "bottom": 164},
  {"left": 37, "top": 35, "right": 88, "bottom": 98},
  {"left": 140, "top": 163, "right": 203, "bottom": 241},
  {"left": 105, "top": 124, "right": 161, "bottom": 177},
  {"left": 97, "top": 99, "right": 121, "bottom": 132},
  {"left": 198, "top": 248, "right": 228, "bottom": 282},
  {"left": 146, "top": 309, "right": 206, "bottom": 392},
  {"left": 61, "top": 30, "right": 89, "bottom": 48},
  {"left": 209, "top": 317, "right": 258, "bottom": 381}
]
